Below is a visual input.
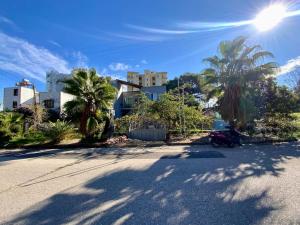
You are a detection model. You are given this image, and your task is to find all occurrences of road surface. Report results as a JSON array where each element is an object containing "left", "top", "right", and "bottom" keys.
[{"left": 0, "top": 143, "right": 299, "bottom": 225}]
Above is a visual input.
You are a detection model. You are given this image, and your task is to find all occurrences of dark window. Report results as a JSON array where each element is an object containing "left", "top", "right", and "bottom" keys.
[
  {"left": 12, "top": 101, "right": 17, "bottom": 108},
  {"left": 13, "top": 89, "right": 18, "bottom": 96},
  {"left": 44, "top": 99, "right": 54, "bottom": 108}
]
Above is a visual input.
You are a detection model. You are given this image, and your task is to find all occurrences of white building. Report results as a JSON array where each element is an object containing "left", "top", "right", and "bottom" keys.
[
  {"left": 127, "top": 70, "right": 167, "bottom": 91},
  {"left": 3, "top": 85, "right": 38, "bottom": 110},
  {"left": 3, "top": 71, "right": 75, "bottom": 112}
]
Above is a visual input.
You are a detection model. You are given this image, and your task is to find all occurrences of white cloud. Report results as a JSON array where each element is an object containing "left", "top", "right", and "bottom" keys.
[
  {"left": 48, "top": 40, "right": 61, "bottom": 47},
  {"left": 126, "top": 24, "right": 198, "bottom": 34},
  {"left": 277, "top": 56, "right": 300, "bottom": 76},
  {"left": 72, "top": 51, "right": 88, "bottom": 68},
  {"left": 0, "top": 16, "right": 15, "bottom": 26},
  {"left": 99, "top": 68, "right": 125, "bottom": 80},
  {"left": 109, "top": 33, "right": 164, "bottom": 42},
  {"left": 0, "top": 31, "right": 70, "bottom": 82},
  {"left": 141, "top": 59, "right": 148, "bottom": 64},
  {"left": 109, "top": 62, "right": 130, "bottom": 71},
  {"left": 0, "top": 16, "right": 22, "bottom": 31}
]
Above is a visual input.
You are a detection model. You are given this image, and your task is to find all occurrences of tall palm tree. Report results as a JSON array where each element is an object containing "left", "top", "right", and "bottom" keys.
[
  {"left": 203, "top": 36, "right": 277, "bottom": 127},
  {"left": 62, "top": 68, "right": 116, "bottom": 138}
]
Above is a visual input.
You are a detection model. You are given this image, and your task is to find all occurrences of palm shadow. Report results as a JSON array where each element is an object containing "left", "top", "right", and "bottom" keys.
[{"left": 6, "top": 142, "right": 300, "bottom": 225}]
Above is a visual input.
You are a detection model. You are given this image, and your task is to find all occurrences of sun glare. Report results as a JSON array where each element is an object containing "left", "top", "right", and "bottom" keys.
[{"left": 253, "top": 4, "right": 287, "bottom": 31}]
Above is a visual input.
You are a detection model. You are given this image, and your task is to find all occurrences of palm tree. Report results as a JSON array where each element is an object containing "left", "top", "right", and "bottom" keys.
[
  {"left": 203, "top": 36, "right": 277, "bottom": 127},
  {"left": 62, "top": 68, "right": 116, "bottom": 138}
]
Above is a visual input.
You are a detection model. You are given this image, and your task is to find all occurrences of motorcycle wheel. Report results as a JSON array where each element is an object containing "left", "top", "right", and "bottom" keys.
[
  {"left": 211, "top": 140, "right": 220, "bottom": 148},
  {"left": 227, "top": 142, "right": 235, "bottom": 148}
]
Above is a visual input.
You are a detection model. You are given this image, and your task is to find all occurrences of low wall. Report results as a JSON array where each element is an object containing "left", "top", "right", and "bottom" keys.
[{"left": 129, "top": 128, "right": 166, "bottom": 141}]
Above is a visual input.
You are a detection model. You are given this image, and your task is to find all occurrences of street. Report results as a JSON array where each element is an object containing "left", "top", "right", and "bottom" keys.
[{"left": 0, "top": 143, "right": 299, "bottom": 225}]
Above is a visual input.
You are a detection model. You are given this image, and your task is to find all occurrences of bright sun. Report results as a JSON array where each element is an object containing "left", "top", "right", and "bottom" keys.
[{"left": 253, "top": 4, "right": 287, "bottom": 31}]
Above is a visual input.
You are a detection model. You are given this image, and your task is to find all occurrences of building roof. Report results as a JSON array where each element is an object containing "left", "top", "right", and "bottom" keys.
[{"left": 115, "top": 79, "right": 142, "bottom": 89}]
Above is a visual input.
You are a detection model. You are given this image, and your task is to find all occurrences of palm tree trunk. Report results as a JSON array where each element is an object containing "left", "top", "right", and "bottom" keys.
[
  {"left": 101, "top": 116, "right": 112, "bottom": 140},
  {"left": 80, "top": 105, "right": 90, "bottom": 137}
]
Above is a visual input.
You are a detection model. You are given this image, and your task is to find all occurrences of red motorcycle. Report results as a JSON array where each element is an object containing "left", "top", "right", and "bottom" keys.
[{"left": 209, "top": 128, "right": 241, "bottom": 148}]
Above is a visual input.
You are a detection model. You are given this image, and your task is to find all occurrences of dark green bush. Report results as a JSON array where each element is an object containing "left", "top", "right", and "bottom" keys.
[{"left": 42, "top": 120, "right": 77, "bottom": 143}]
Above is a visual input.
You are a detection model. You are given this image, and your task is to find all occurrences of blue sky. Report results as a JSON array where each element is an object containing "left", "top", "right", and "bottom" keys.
[{"left": 1, "top": 0, "right": 300, "bottom": 106}]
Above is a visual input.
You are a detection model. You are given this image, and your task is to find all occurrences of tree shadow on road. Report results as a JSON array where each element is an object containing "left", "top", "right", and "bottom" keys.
[{"left": 6, "top": 143, "right": 300, "bottom": 225}]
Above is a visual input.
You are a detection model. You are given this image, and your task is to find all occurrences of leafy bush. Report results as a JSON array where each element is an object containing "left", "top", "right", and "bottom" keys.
[
  {"left": 0, "top": 112, "right": 23, "bottom": 146},
  {"left": 256, "top": 114, "right": 298, "bottom": 138},
  {"left": 42, "top": 120, "right": 77, "bottom": 143},
  {"left": 0, "top": 130, "right": 11, "bottom": 146}
]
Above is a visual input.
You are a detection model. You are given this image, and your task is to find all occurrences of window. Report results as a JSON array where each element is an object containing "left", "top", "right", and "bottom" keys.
[
  {"left": 13, "top": 89, "right": 18, "bottom": 96},
  {"left": 44, "top": 99, "right": 54, "bottom": 108},
  {"left": 12, "top": 101, "right": 17, "bottom": 108}
]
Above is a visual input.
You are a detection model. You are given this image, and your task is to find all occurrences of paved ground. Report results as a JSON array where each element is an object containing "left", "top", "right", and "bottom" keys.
[{"left": 0, "top": 143, "right": 299, "bottom": 225}]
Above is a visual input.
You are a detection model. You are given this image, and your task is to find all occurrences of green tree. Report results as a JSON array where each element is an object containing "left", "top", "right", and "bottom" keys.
[
  {"left": 203, "top": 36, "right": 277, "bottom": 127},
  {"left": 0, "top": 112, "right": 23, "bottom": 144},
  {"left": 63, "top": 68, "right": 116, "bottom": 139}
]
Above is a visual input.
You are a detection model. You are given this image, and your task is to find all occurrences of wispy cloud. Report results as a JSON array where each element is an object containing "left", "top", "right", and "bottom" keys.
[
  {"left": 99, "top": 68, "right": 125, "bottom": 80},
  {"left": 0, "top": 16, "right": 15, "bottom": 26},
  {"left": 72, "top": 51, "right": 88, "bottom": 68},
  {"left": 0, "top": 32, "right": 70, "bottom": 82},
  {"left": 109, "top": 62, "right": 130, "bottom": 71},
  {"left": 48, "top": 40, "right": 61, "bottom": 47},
  {"left": 109, "top": 33, "right": 164, "bottom": 42},
  {"left": 141, "top": 59, "right": 148, "bottom": 64},
  {"left": 176, "top": 20, "right": 252, "bottom": 31},
  {"left": 277, "top": 56, "right": 300, "bottom": 76},
  {"left": 0, "top": 15, "right": 21, "bottom": 31},
  {"left": 126, "top": 24, "right": 199, "bottom": 34}
]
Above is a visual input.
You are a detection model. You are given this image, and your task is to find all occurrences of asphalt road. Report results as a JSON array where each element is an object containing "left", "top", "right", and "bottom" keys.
[{"left": 0, "top": 143, "right": 299, "bottom": 225}]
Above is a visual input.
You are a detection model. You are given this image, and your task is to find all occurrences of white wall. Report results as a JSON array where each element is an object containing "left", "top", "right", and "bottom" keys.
[
  {"left": 3, "top": 87, "right": 20, "bottom": 110},
  {"left": 60, "top": 92, "right": 76, "bottom": 112},
  {"left": 20, "top": 87, "right": 35, "bottom": 107},
  {"left": 3, "top": 87, "right": 36, "bottom": 110}
]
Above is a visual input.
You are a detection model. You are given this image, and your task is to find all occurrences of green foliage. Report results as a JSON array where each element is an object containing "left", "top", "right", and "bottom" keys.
[
  {"left": 0, "top": 112, "right": 23, "bottom": 145},
  {"left": 8, "top": 130, "right": 48, "bottom": 147},
  {"left": 256, "top": 114, "right": 298, "bottom": 139},
  {"left": 62, "top": 68, "right": 116, "bottom": 139},
  {"left": 203, "top": 36, "right": 277, "bottom": 126},
  {"left": 117, "top": 92, "right": 212, "bottom": 137},
  {"left": 114, "top": 114, "right": 139, "bottom": 134},
  {"left": 15, "top": 105, "right": 48, "bottom": 129},
  {"left": 42, "top": 120, "right": 77, "bottom": 143},
  {"left": 166, "top": 73, "right": 210, "bottom": 105}
]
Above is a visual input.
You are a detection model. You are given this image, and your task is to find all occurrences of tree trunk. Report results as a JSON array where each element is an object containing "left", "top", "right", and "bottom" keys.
[
  {"left": 80, "top": 105, "right": 90, "bottom": 137},
  {"left": 101, "top": 116, "right": 112, "bottom": 140}
]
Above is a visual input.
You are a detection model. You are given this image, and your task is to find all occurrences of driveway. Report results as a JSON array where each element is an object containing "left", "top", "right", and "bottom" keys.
[{"left": 0, "top": 143, "right": 299, "bottom": 225}]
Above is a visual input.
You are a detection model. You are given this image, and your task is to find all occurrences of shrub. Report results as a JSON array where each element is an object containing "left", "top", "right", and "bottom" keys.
[
  {"left": 114, "top": 115, "right": 139, "bottom": 134},
  {"left": 0, "top": 130, "right": 11, "bottom": 146},
  {"left": 42, "top": 120, "right": 77, "bottom": 143},
  {"left": 0, "top": 112, "right": 23, "bottom": 146},
  {"left": 256, "top": 114, "right": 298, "bottom": 138}
]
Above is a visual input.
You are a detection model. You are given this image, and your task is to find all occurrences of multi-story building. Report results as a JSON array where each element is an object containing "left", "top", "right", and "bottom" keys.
[
  {"left": 111, "top": 80, "right": 167, "bottom": 118},
  {"left": 3, "top": 70, "right": 168, "bottom": 118},
  {"left": 127, "top": 70, "right": 167, "bottom": 91},
  {"left": 3, "top": 83, "right": 38, "bottom": 111},
  {"left": 3, "top": 71, "right": 75, "bottom": 112}
]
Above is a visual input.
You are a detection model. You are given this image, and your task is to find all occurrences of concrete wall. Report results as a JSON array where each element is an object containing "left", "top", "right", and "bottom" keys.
[
  {"left": 129, "top": 128, "right": 167, "bottom": 141},
  {"left": 3, "top": 87, "right": 36, "bottom": 110},
  {"left": 3, "top": 87, "right": 20, "bottom": 110},
  {"left": 20, "top": 87, "right": 35, "bottom": 106},
  {"left": 127, "top": 70, "right": 168, "bottom": 91},
  {"left": 111, "top": 81, "right": 128, "bottom": 118},
  {"left": 46, "top": 71, "right": 70, "bottom": 94},
  {"left": 60, "top": 92, "right": 76, "bottom": 111},
  {"left": 141, "top": 86, "right": 166, "bottom": 101}
]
